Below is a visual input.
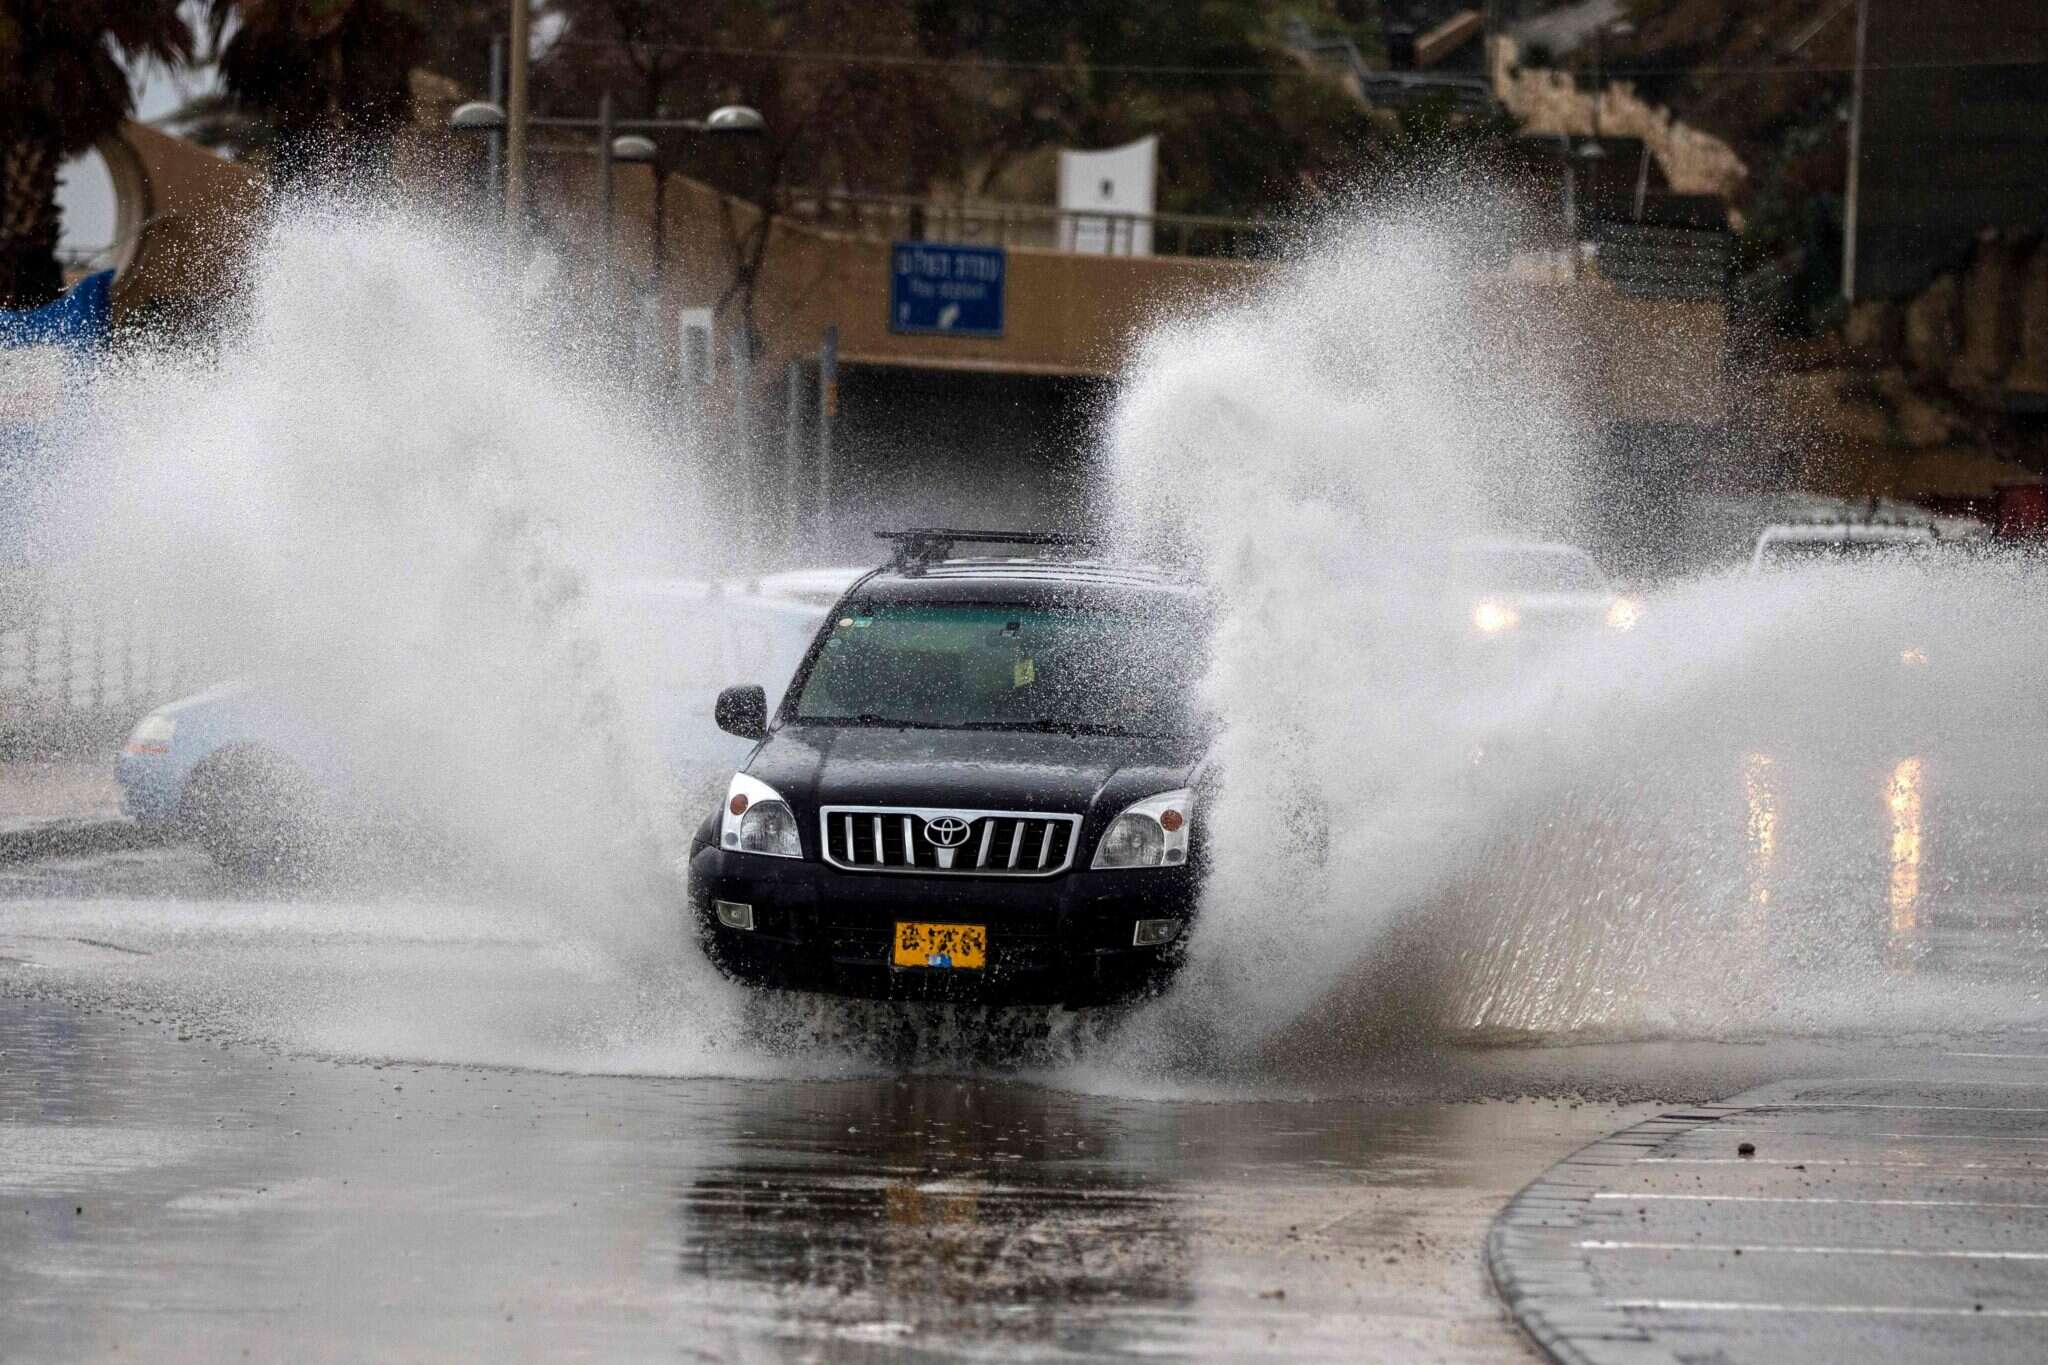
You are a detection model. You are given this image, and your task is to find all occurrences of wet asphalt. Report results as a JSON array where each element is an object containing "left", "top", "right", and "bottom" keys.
[
  {"left": 3, "top": 843, "right": 2047, "bottom": 1362},
  {"left": 0, "top": 989, "right": 1665, "bottom": 1362},
  {"left": 1493, "top": 1059, "right": 2048, "bottom": 1364}
]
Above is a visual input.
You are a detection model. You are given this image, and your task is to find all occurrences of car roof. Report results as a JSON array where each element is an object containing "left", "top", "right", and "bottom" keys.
[
  {"left": 848, "top": 556, "right": 1204, "bottom": 606},
  {"left": 1755, "top": 522, "right": 1937, "bottom": 544},
  {"left": 746, "top": 566, "right": 873, "bottom": 606},
  {"left": 1452, "top": 538, "right": 1598, "bottom": 559}
]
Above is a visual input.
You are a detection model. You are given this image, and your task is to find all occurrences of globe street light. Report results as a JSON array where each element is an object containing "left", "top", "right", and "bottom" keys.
[
  {"left": 609, "top": 135, "right": 658, "bottom": 164},
  {"left": 448, "top": 100, "right": 506, "bottom": 132},
  {"left": 451, "top": 91, "right": 768, "bottom": 265},
  {"left": 701, "top": 105, "right": 766, "bottom": 136}
]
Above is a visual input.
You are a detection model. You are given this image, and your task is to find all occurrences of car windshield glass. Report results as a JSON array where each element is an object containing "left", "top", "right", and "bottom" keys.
[
  {"left": 1759, "top": 537, "right": 1931, "bottom": 568},
  {"left": 792, "top": 602, "right": 1203, "bottom": 736},
  {"left": 1455, "top": 550, "right": 1606, "bottom": 593}
]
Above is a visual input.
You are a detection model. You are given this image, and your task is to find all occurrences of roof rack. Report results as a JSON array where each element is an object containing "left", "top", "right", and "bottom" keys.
[{"left": 875, "top": 527, "right": 1102, "bottom": 572}]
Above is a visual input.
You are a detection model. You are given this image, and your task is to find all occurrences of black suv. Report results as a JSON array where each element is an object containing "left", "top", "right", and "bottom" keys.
[{"left": 687, "top": 530, "right": 1210, "bottom": 1007}]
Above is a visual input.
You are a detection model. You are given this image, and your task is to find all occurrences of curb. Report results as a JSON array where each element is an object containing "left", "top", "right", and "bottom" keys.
[
  {"left": 0, "top": 816, "right": 159, "bottom": 865},
  {"left": 1485, "top": 1107, "right": 1744, "bottom": 1365}
]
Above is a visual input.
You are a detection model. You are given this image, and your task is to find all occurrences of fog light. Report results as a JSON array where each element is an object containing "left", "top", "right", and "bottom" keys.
[
  {"left": 1132, "top": 918, "right": 1182, "bottom": 947},
  {"left": 714, "top": 900, "right": 754, "bottom": 931}
]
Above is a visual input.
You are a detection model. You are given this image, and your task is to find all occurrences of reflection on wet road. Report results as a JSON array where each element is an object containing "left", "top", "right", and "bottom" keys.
[
  {"left": 0, "top": 992, "right": 1656, "bottom": 1362},
  {"left": 3, "top": 731, "right": 2046, "bottom": 1360}
]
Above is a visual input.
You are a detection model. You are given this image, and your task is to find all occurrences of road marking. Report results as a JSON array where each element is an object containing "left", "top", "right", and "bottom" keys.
[
  {"left": 1945, "top": 1052, "right": 2048, "bottom": 1060},
  {"left": 1637, "top": 1157, "right": 2041, "bottom": 1170},
  {"left": 1612, "top": 1300, "right": 2048, "bottom": 1319},
  {"left": 1767, "top": 1102, "right": 2048, "bottom": 1112},
  {"left": 1582, "top": 1240, "right": 2048, "bottom": 1260},
  {"left": 1595, "top": 1192, "right": 2048, "bottom": 1209},
  {"left": 1857, "top": 1133, "right": 2048, "bottom": 1144},
  {"left": 1678, "top": 1131, "right": 2048, "bottom": 1144}
]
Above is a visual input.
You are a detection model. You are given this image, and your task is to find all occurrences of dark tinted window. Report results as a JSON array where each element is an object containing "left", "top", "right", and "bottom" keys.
[{"left": 793, "top": 603, "right": 1204, "bottom": 736}]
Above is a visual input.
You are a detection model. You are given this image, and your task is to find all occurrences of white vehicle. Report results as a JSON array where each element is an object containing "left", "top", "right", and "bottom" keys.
[
  {"left": 1747, "top": 522, "right": 1938, "bottom": 575},
  {"left": 602, "top": 568, "right": 870, "bottom": 799},
  {"left": 1452, "top": 539, "right": 1640, "bottom": 638},
  {"left": 120, "top": 567, "right": 870, "bottom": 874}
]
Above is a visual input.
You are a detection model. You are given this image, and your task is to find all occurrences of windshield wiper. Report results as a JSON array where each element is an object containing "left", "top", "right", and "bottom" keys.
[
  {"left": 959, "top": 719, "right": 1149, "bottom": 737},
  {"left": 805, "top": 712, "right": 927, "bottom": 728}
]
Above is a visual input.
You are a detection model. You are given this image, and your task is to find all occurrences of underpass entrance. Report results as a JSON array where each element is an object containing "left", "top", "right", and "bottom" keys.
[{"left": 811, "top": 364, "right": 1105, "bottom": 562}]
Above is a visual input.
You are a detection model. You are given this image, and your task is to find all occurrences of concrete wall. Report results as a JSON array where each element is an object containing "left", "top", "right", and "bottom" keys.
[{"left": 654, "top": 169, "right": 1727, "bottom": 417}]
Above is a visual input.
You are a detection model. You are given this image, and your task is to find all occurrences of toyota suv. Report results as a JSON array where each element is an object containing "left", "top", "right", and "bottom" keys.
[{"left": 687, "top": 530, "right": 1211, "bottom": 1007}]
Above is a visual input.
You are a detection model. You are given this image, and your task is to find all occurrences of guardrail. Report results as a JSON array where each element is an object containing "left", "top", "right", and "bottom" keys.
[
  {"left": 776, "top": 191, "right": 1283, "bottom": 260},
  {"left": 1593, "top": 223, "right": 1733, "bottom": 300}
]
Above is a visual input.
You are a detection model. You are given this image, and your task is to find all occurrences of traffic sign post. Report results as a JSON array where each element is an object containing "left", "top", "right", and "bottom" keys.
[{"left": 889, "top": 243, "right": 1005, "bottom": 338}]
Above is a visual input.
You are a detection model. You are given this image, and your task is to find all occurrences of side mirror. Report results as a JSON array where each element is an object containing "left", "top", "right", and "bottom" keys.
[{"left": 714, "top": 684, "right": 769, "bottom": 741}]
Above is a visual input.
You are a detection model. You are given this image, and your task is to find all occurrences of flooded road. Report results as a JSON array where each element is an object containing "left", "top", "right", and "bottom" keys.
[
  {"left": 2, "top": 979, "right": 1659, "bottom": 1363},
  {"left": 6, "top": 843, "right": 2046, "bottom": 1362}
]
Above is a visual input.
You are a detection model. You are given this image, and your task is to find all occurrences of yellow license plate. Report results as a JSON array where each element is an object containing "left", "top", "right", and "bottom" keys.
[{"left": 892, "top": 922, "right": 987, "bottom": 970}]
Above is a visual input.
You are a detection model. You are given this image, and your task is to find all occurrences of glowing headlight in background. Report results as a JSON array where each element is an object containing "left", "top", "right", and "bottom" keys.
[
  {"left": 1888, "top": 756, "right": 1923, "bottom": 948},
  {"left": 1472, "top": 600, "right": 1519, "bottom": 635},
  {"left": 1606, "top": 597, "right": 1641, "bottom": 632},
  {"left": 1899, "top": 646, "right": 1928, "bottom": 666}
]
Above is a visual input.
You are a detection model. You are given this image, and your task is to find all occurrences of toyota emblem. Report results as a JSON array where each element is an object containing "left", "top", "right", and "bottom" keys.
[{"left": 924, "top": 816, "right": 971, "bottom": 847}]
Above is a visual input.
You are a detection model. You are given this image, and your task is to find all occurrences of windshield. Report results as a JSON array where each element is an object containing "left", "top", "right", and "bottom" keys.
[
  {"left": 1455, "top": 549, "right": 1607, "bottom": 593},
  {"left": 791, "top": 602, "right": 1204, "bottom": 736}
]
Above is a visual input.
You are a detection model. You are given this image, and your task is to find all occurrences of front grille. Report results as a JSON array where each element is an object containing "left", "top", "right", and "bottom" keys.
[{"left": 819, "top": 806, "right": 1082, "bottom": 877}]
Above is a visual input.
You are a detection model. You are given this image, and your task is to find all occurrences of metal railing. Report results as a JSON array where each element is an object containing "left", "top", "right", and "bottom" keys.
[
  {"left": 1593, "top": 223, "right": 1733, "bottom": 300},
  {"left": 0, "top": 595, "right": 192, "bottom": 750},
  {"left": 776, "top": 190, "right": 1283, "bottom": 260}
]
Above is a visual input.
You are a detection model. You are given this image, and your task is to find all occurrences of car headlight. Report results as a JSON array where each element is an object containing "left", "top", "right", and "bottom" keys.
[
  {"left": 1472, "top": 599, "right": 1518, "bottom": 635},
  {"left": 1092, "top": 789, "right": 1192, "bottom": 870},
  {"left": 1605, "top": 596, "right": 1641, "bottom": 632},
  {"left": 122, "top": 712, "right": 176, "bottom": 756},
  {"left": 720, "top": 772, "right": 802, "bottom": 859}
]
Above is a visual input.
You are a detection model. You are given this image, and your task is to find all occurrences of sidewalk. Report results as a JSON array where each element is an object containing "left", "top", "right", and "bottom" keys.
[
  {"left": 0, "top": 754, "right": 150, "bottom": 860},
  {"left": 1490, "top": 1054, "right": 2048, "bottom": 1364}
]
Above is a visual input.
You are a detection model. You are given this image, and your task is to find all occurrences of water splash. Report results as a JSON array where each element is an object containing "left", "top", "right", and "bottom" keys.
[
  {"left": 1100, "top": 185, "right": 2048, "bottom": 1073},
  {"left": 37, "top": 196, "right": 717, "bottom": 954}
]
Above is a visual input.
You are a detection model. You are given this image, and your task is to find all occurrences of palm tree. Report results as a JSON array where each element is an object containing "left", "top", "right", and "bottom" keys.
[
  {"left": 199, "top": 0, "right": 429, "bottom": 183},
  {"left": 0, "top": 2, "right": 192, "bottom": 307}
]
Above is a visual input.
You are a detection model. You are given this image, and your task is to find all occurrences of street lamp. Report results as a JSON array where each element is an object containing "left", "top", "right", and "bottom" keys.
[
  {"left": 449, "top": 100, "right": 509, "bottom": 216},
  {"left": 602, "top": 131, "right": 658, "bottom": 260},
  {"left": 701, "top": 105, "right": 766, "bottom": 136},
  {"left": 610, "top": 135, "right": 657, "bottom": 164},
  {"left": 449, "top": 100, "right": 506, "bottom": 131},
  {"left": 1574, "top": 137, "right": 1608, "bottom": 247},
  {"left": 450, "top": 92, "right": 767, "bottom": 268}
]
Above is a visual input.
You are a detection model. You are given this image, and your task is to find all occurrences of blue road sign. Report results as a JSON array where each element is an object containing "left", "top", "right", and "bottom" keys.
[{"left": 890, "top": 242, "right": 1004, "bottom": 337}]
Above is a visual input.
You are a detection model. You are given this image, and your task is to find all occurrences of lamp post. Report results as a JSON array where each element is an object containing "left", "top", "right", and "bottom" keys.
[
  {"left": 447, "top": 97, "right": 764, "bottom": 262},
  {"left": 449, "top": 100, "right": 508, "bottom": 219}
]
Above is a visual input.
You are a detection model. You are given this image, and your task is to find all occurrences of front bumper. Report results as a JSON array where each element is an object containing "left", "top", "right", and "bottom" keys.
[{"left": 687, "top": 842, "right": 1199, "bottom": 1007}]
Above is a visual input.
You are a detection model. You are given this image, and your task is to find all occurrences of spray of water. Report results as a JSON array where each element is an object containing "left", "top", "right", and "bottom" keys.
[
  {"left": 46, "top": 201, "right": 696, "bottom": 898},
  {"left": 1100, "top": 184, "right": 2048, "bottom": 1075},
  {"left": 16, "top": 195, "right": 773, "bottom": 1074}
]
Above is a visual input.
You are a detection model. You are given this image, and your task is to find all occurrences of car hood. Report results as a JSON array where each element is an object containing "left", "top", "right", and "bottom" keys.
[
  {"left": 745, "top": 723, "right": 1201, "bottom": 815},
  {"left": 1496, "top": 590, "right": 1613, "bottom": 617}
]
